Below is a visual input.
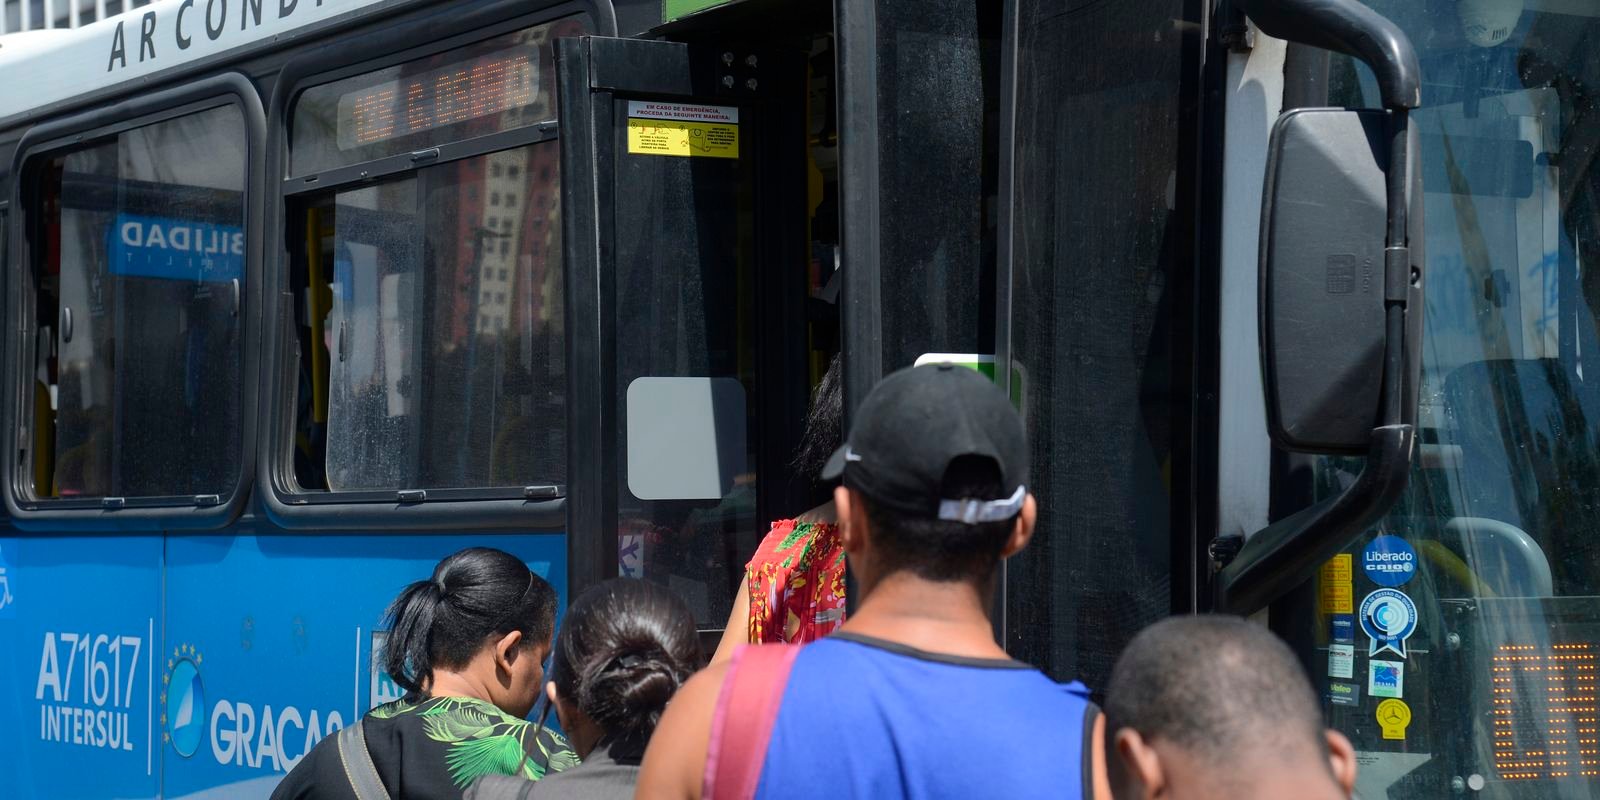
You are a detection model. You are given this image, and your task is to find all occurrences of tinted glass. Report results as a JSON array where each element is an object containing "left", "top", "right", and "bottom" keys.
[
  {"left": 308, "top": 143, "right": 565, "bottom": 492},
  {"left": 1303, "top": 4, "right": 1600, "bottom": 797},
  {"left": 291, "top": 19, "right": 584, "bottom": 176},
  {"left": 1004, "top": 0, "right": 1193, "bottom": 689},
  {"left": 871, "top": 0, "right": 999, "bottom": 369},
  {"left": 610, "top": 100, "right": 759, "bottom": 627},
  {"left": 31, "top": 105, "right": 246, "bottom": 499}
]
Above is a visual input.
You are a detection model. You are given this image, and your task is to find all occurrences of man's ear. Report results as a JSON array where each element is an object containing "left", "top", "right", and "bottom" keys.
[
  {"left": 1326, "top": 729, "right": 1357, "bottom": 797},
  {"left": 493, "top": 629, "right": 525, "bottom": 672},
  {"left": 1113, "top": 728, "right": 1166, "bottom": 800},
  {"left": 1000, "top": 493, "right": 1039, "bottom": 559},
  {"left": 835, "top": 485, "right": 864, "bottom": 554}
]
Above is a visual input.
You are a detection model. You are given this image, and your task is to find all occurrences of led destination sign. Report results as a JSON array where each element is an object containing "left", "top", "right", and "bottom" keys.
[
  {"left": 1492, "top": 643, "right": 1600, "bottom": 782},
  {"left": 336, "top": 48, "right": 539, "bottom": 150}
]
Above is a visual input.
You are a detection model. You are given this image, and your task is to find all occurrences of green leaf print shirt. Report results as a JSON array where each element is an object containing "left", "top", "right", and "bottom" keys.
[{"left": 271, "top": 696, "right": 578, "bottom": 800}]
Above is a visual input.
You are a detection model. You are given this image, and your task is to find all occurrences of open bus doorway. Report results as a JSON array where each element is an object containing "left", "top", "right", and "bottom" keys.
[{"left": 558, "top": 3, "right": 837, "bottom": 645}]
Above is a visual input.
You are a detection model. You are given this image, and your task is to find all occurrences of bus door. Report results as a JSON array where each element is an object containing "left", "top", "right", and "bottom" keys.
[{"left": 555, "top": 36, "right": 809, "bottom": 639}]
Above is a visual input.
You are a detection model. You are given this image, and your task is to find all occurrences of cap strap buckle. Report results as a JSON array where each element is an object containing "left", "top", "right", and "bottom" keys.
[{"left": 937, "top": 485, "right": 1026, "bottom": 524}]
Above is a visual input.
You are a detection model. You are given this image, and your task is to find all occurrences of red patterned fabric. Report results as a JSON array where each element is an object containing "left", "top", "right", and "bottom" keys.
[{"left": 745, "top": 519, "right": 847, "bottom": 644}]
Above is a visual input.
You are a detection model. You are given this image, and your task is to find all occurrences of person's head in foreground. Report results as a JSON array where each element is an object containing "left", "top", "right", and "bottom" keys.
[
  {"left": 385, "top": 546, "right": 560, "bottom": 717},
  {"left": 822, "top": 361, "right": 1036, "bottom": 597},
  {"left": 546, "top": 578, "right": 701, "bottom": 760},
  {"left": 1103, "top": 615, "right": 1357, "bottom": 800}
]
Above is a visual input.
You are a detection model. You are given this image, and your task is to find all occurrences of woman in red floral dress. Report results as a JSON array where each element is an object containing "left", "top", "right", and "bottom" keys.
[{"left": 711, "top": 357, "right": 845, "bottom": 662}]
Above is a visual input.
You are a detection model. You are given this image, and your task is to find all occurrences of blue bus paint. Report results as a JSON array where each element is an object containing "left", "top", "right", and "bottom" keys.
[
  {"left": 1, "top": 530, "right": 566, "bottom": 799},
  {"left": 0, "top": 534, "right": 163, "bottom": 800}
]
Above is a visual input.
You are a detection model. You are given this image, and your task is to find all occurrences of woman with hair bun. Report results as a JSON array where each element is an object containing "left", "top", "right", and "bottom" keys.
[
  {"left": 273, "top": 547, "right": 575, "bottom": 800},
  {"left": 467, "top": 578, "right": 701, "bottom": 800}
]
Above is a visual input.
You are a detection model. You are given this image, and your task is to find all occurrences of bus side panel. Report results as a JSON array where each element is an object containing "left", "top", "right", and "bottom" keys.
[
  {"left": 0, "top": 534, "right": 163, "bottom": 800},
  {"left": 158, "top": 531, "right": 567, "bottom": 799}
]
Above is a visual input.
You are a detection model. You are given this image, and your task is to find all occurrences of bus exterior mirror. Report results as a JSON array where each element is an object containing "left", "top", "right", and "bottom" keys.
[
  {"left": 1217, "top": 0, "right": 1425, "bottom": 616},
  {"left": 1259, "top": 108, "right": 1423, "bottom": 454}
]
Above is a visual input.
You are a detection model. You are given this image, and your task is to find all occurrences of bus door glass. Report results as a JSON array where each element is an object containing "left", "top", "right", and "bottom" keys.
[
  {"left": 998, "top": 0, "right": 1199, "bottom": 689},
  {"left": 1294, "top": 3, "right": 1600, "bottom": 797},
  {"left": 556, "top": 36, "right": 805, "bottom": 627}
]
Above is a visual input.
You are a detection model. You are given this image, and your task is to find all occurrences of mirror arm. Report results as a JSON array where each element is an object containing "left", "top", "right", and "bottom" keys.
[
  {"left": 1381, "top": 110, "right": 1413, "bottom": 424},
  {"left": 1216, "top": 424, "right": 1414, "bottom": 614},
  {"left": 1231, "top": 0, "right": 1421, "bottom": 111}
]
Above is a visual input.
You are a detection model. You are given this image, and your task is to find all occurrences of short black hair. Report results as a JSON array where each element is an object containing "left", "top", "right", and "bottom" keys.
[
  {"left": 859, "top": 455, "right": 1015, "bottom": 583},
  {"left": 382, "top": 547, "right": 559, "bottom": 698},
  {"left": 1104, "top": 616, "right": 1324, "bottom": 758}
]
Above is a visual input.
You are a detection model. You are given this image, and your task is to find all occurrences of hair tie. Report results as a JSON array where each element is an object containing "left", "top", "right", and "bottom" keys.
[{"left": 613, "top": 654, "right": 645, "bottom": 670}]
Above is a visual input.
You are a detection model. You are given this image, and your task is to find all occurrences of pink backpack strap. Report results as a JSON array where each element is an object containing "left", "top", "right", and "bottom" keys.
[{"left": 702, "top": 644, "right": 802, "bottom": 800}]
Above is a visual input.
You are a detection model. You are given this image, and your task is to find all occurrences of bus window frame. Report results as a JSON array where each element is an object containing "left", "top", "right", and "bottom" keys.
[
  {"left": 260, "top": 1, "right": 601, "bottom": 531},
  {"left": 3, "top": 73, "right": 265, "bottom": 531}
]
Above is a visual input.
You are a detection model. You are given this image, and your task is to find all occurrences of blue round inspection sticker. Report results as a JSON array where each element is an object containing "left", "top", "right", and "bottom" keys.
[
  {"left": 1363, "top": 534, "right": 1417, "bottom": 587},
  {"left": 1359, "top": 588, "right": 1417, "bottom": 658}
]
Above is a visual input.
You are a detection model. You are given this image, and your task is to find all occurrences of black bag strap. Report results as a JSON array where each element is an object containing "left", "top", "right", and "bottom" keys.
[{"left": 337, "top": 719, "right": 390, "bottom": 800}]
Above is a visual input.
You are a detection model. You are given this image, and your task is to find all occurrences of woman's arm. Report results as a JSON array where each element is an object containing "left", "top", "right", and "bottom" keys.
[{"left": 708, "top": 580, "right": 751, "bottom": 665}]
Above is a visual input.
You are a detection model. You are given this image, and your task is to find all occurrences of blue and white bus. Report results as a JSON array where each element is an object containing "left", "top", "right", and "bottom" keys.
[{"left": 2, "top": 0, "right": 1599, "bottom": 797}]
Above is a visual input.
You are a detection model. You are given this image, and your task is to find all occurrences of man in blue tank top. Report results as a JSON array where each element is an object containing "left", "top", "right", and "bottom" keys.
[{"left": 639, "top": 363, "right": 1109, "bottom": 799}]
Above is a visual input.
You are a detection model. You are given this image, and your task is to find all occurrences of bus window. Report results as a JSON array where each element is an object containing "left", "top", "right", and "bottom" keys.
[
  {"left": 299, "top": 144, "right": 564, "bottom": 492},
  {"left": 285, "top": 17, "right": 582, "bottom": 496},
  {"left": 1291, "top": 3, "right": 1600, "bottom": 796},
  {"left": 25, "top": 105, "right": 246, "bottom": 501}
]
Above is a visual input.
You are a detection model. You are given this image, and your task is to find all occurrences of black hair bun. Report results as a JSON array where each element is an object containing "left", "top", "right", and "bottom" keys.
[
  {"left": 550, "top": 578, "right": 701, "bottom": 740},
  {"left": 582, "top": 653, "right": 684, "bottom": 735}
]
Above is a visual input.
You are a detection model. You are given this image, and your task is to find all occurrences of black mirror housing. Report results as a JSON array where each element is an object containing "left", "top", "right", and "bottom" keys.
[{"left": 1260, "top": 108, "right": 1422, "bottom": 454}]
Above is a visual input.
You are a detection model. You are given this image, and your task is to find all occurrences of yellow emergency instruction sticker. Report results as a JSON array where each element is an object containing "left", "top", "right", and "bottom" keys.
[
  {"left": 1319, "top": 553, "right": 1354, "bottom": 614},
  {"left": 1376, "top": 698, "right": 1411, "bottom": 740},
  {"left": 625, "top": 101, "right": 739, "bottom": 159}
]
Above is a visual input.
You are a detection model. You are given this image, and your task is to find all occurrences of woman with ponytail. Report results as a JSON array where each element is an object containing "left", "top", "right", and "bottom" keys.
[
  {"left": 273, "top": 547, "right": 574, "bottom": 799},
  {"left": 466, "top": 578, "right": 700, "bottom": 800}
]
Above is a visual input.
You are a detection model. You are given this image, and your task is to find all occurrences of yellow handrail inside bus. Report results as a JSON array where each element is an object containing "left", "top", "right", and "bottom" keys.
[
  {"left": 306, "top": 208, "right": 329, "bottom": 424},
  {"left": 34, "top": 379, "right": 54, "bottom": 496},
  {"left": 1417, "top": 539, "right": 1498, "bottom": 598}
]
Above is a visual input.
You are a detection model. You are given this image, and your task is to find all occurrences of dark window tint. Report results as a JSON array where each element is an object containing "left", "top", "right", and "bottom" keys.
[
  {"left": 612, "top": 110, "right": 759, "bottom": 627},
  {"left": 871, "top": 0, "right": 1000, "bottom": 369},
  {"left": 290, "top": 19, "right": 584, "bottom": 176},
  {"left": 292, "top": 142, "right": 564, "bottom": 492},
  {"left": 1003, "top": 0, "right": 1194, "bottom": 688},
  {"left": 29, "top": 105, "right": 247, "bottom": 499}
]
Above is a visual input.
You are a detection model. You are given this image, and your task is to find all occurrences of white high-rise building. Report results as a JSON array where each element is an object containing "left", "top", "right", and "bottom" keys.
[{"left": 2, "top": 0, "right": 153, "bottom": 33}]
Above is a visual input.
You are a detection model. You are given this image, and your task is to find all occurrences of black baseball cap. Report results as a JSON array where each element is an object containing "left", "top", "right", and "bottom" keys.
[{"left": 821, "top": 363, "right": 1028, "bottom": 523}]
